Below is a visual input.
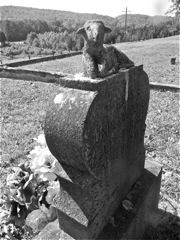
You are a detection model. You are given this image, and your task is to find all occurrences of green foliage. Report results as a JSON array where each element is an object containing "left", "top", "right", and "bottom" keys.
[
  {"left": 0, "top": 17, "right": 178, "bottom": 46},
  {"left": 26, "top": 32, "right": 38, "bottom": 46},
  {"left": 0, "top": 31, "right": 6, "bottom": 42},
  {"left": 116, "top": 14, "right": 172, "bottom": 27},
  {"left": 26, "top": 31, "right": 83, "bottom": 52},
  {"left": 0, "top": 19, "right": 50, "bottom": 41},
  {"left": 105, "top": 19, "right": 179, "bottom": 43},
  {"left": 0, "top": 134, "right": 62, "bottom": 239},
  {"left": 167, "top": 0, "right": 180, "bottom": 16},
  {"left": 3, "top": 44, "right": 24, "bottom": 58},
  {"left": 0, "top": 6, "right": 178, "bottom": 44},
  {"left": 23, "top": 17, "right": 179, "bottom": 55}
]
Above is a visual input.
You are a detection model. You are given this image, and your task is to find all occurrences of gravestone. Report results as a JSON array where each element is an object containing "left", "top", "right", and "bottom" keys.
[{"left": 44, "top": 65, "right": 150, "bottom": 239}]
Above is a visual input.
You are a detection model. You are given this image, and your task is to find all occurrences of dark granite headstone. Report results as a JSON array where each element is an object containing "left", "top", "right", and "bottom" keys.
[
  {"left": 33, "top": 160, "right": 162, "bottom": 240},
  {"left": 44, "top": 65, "right": 150, "bottom": 239}
]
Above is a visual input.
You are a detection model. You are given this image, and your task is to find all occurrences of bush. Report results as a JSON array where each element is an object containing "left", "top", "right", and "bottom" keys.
[
  {"left": 26, "top": 32, "right": 38, "bottom": 45},
  {"left": 3, "top": 45, "right": 23, "bottom": 57},
  {"left": 26, "top": 31, "right": 82, "bottom": 53}
]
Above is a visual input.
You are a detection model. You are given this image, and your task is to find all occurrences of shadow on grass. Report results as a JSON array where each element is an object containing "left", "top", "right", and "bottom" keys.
[{"left": 144, "top": 209, "right": 180, "bottom": 240}]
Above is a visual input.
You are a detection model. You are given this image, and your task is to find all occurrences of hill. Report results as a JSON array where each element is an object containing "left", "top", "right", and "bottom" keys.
[
  {"left": 0, "top": 6, "right": 177, "bottom": 42},
  {"left": 0, "top": 6, "right": 174, "bottom": 26},
  {"left": 0, "top": 5, "right": 114, "bottom": 24},
  {"left": 115, "top": 14, "right": 173, "bottom": 27}
]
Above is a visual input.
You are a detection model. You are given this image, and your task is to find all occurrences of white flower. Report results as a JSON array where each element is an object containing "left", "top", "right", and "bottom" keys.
[
  {"left": 46, "top": 181, "right": 60, "bottom": 205},
  {"left": 29, "top": 133, "right": 68, "bottom": 182},
  {"left": 29, "top": 147, "right": 53, "bottom": 172},
  {"left": 33, "top": 133, "right": 47, "bottom": 148},
  {"left": 6, "top": 173, "right": 19, "bottom": 188},
  {"left": 29, "top": 145, "right": 64, "bottom": 181},
  {"left": 6, "top": 167, "right": 29, "bottom": 188},
  {"left": 38, "top": 171, "right": 57, "bottom": 182},
  {"left": 0, "top": 207, "right": 9, "bottom": 222},
  {"left": 28, "top": 145, "right": 44, "bottom": 161}
]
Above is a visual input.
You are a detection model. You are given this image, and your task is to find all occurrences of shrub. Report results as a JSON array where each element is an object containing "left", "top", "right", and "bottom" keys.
[{"left": 26, "top": 32, "right": 38, "bottom": 46}]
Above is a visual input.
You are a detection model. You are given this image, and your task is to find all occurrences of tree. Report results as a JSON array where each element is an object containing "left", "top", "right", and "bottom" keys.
[
  {"left": 5, "top": 48, "right": 14, "bottom": 59},
  {"left": 65, "top": 35, "right": 75, "bottom": 52},
  {"left": 26, "top": 32, "right": 38, "bottom": 46},
  {"left": 32, "top": 38, "right": 40, "bottom": 47},
  {"left": 0, "top": 31, "right": 7, "bottom": 47},
  {"left": 167, "top": 0, "right": 180, "bottom": 16}
]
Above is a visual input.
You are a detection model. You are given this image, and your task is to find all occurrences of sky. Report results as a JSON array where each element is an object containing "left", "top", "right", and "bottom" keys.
[{"left": 0, "top": 0, "right": 171, "bottom": 17}]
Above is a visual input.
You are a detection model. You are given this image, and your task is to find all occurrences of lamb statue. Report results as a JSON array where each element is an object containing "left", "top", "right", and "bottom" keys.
[{"left": 76, "top": 20, "right": 134, "bottom": 79}]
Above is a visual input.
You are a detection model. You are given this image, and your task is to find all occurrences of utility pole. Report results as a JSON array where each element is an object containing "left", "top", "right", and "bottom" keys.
[{"left": 122, "top": 7, "right": 131, "bottom": 40}]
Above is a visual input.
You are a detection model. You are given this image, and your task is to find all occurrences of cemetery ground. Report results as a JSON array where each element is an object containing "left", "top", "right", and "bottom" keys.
[
  {"left": 0, "top": 35, "right": 180, "bottom": 239},
  {"left": 0, "top": 41, "right": 76, "bottom": 65}
]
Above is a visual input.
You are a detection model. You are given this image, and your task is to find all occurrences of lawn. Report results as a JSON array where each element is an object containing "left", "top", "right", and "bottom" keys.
[
  {"left": 19, "top": 35, "right": 179, "bottom": 85},
  {"left": 0, "top": 35, "right": 180, "bottom": 239}
]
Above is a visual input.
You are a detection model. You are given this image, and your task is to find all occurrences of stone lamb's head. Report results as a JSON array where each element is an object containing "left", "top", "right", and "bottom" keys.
[{"left": 76, "top": 20, "right": 111, "bottom": 46}]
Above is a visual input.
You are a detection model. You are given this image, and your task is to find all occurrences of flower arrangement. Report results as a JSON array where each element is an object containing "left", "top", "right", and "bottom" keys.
[{"left": 0, "top": 133, "right": 64, "bottom": 239}]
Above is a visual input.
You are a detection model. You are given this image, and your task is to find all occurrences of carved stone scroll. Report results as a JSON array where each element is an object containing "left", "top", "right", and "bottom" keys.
[{"left": 44, "top": 65, "right": 150, "bottom": 239}]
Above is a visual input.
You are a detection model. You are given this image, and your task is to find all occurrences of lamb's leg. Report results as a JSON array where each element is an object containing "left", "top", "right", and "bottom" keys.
[
  {"left": 98, "top": 53, "right": 120, "bottom": 77},
  {"left": 82, "top": 54, "right": 99, "bottom": 79}
]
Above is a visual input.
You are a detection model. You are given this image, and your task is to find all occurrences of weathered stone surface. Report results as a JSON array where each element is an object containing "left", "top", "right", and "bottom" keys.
[
  {"left": 44, "top": 65, "right": 150, "bottom": 239},
  {"left": 98, "top": 159, "right": 162, "bottom": 240},
  {"left": 33, "top": 219, "right": 74, "bottom": 240},
  {"left": 33, "top": 160, "right": 162, "bottom": 240},
  {"left": 25, "top": 209, "right": 48, "bottom": 233},
  {"left": 45, "top": 65, "right": 149, "bottom": 177}
]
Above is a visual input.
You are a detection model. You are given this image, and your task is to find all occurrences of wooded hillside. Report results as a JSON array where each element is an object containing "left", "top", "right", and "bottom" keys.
[
  {"left": 0, "top": 6, "right": 114, "bottom": 23},
  {"left": 0, "top": 5, "right": 179, "bottom": 43}
]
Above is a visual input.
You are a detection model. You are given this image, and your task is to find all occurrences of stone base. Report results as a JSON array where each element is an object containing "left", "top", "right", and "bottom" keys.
[
  {"left": 98, "top": 159, "right": 162, "bottom": 239},
  {"left": 33, "top": 159, "right": 162, "bottom": 240}
]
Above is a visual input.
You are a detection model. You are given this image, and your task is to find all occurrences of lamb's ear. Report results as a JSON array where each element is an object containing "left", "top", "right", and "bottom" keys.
[
  {"left": 104, "top": 26, "right": 112, "bottom": 33},
  {"left": 76, "top": 27, "right": 87, "bottom": 39}
]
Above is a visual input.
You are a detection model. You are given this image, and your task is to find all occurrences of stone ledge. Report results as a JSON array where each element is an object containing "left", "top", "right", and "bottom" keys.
[
  {"left": 0, "top": 65, "right": 143, "bottom": 91},
  {"left": 1, "top": 52, "right": 82, "bottom": 67}
]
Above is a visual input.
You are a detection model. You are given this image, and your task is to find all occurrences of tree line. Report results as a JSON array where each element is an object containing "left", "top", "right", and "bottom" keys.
[
  {"left": 0, "top": 19, "right": 83, "bottom": 42},
  {"left": 26, "top": 18, "right": 179, "bottom": 53},
  {"left": 104, "top": 18, "right": 179, "bottom": 44},
  {"left": 26, "top": 31, "right": 84, "bottom": 52},
  {"left": 1, "top": 17, "right": 179, "bottom": 45}
]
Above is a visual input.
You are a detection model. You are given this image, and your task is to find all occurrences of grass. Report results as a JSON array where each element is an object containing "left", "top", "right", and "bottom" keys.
[
  {"left": 0, "top": 80, "right": 60, "bottom": 192},
  {"left": 19, "top": 35, "right": 179, "bottom": 85},
  {"left": 0, "top": 35, "right": 180, "bottom": 239},
  {"left": 0, "top": 41, "right": 73, "bottom": 65},
  {"left": 146, "top": 91, "right": 179, "bottom": 210}
]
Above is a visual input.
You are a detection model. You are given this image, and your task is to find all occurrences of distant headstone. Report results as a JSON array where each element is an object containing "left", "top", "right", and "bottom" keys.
[{"left": 171, "top": 57, "right": 176, "bottom": 65}]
